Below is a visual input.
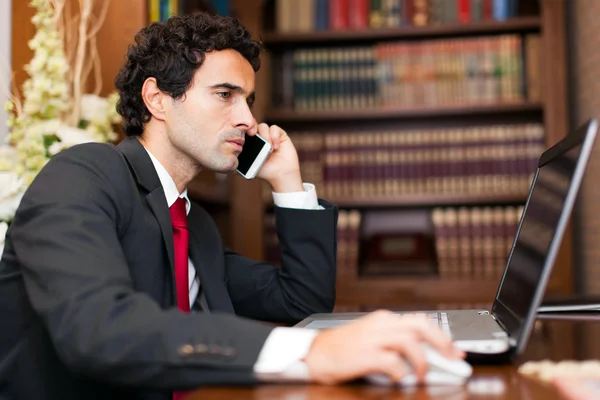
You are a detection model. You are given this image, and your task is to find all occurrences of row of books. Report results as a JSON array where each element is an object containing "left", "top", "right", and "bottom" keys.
[
  {"left": 265, "top": 206, "right": 522, "bottom": 280},
  {"left": 273, "top": 34, "right": 539, "bottom": 111},
  {"left": 148, "top": 0, "right": 179, "bottom": 22},
  {"left": 147, "top": 0, "right": 229, "bottom": 22},
  {"left": 285, "top": 124, "right": 544, "bottom": 200},
  {"left": 274, "top": 0, "right": 521, "bottom": 33},
  {"left": 432, "top": 206, "right": 522, "bottom": 280},
  {"left": 378, "top": 35, "right": 524, "bottom": 107}
]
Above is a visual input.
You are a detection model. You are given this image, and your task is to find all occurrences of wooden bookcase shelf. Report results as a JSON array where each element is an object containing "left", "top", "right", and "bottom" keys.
[
  {"left": 263, "top": 17, "right": 541, "bottom": 47},
  {"left": 254, "top": 0, "right": 571, "bottom": 312},
  {"left": 266, "top": 102, "right": 543, "bottom": 123},
  {"left": 265, "top": 193, "right": 528, "bottom": 209},
  {"left": 326, "top": 193, "right": 528, "bottom": 208}
]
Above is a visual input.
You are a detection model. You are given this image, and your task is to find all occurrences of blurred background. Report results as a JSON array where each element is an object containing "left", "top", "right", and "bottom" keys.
[{"left": 2, "top": 0, "right": 599, "bottom": 328}]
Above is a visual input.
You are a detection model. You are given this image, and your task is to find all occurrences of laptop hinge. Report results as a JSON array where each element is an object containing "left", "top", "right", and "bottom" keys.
[{"left": 491, "top": 311, "right": 517, "bottom": 347}]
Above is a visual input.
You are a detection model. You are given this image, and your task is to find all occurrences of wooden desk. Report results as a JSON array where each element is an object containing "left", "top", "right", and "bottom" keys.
[{"left": 186, "top": 317, "right": 600, "bottom": 399}]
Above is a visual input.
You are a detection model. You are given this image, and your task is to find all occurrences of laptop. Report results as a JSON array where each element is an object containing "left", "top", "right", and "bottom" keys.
[{"left": 295, "top": 119, "right": 599, "bottom": 358}]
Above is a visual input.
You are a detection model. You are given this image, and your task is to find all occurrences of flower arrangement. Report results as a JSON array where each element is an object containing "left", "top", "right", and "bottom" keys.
[{"left": 0, "top": 0, "right": 121, "bottom": 256}]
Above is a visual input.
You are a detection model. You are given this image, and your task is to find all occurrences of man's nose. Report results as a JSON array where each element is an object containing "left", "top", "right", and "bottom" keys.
[{"left": 233, "top": 101, "right": 255, "bottom": 130}]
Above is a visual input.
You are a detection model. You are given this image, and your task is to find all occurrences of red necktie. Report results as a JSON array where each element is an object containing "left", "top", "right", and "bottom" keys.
[
  {"left": 170, "top": 198, "right": 190, "bottom": 400},
  {"left": 170, "top": 198, "right": 190, "bottom": 313}
]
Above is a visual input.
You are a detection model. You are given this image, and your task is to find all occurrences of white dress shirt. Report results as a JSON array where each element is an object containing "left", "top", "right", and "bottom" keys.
[{"left": 145, "top": 149, "right": 320, "bottom": 381}]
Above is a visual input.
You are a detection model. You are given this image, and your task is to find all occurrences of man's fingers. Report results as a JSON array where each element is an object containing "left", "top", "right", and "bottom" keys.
[
  {"left": 268, "top": 124, "right": 282, "bottom": 150},
  {"left": 254, "top": 123, "right": 285, "bottom": 150},
  {"left": 381, "top": 333, "right": 429, "bottom": 381},
  {"left": 407, "top": 317, "right": 458, "bottom": 359},
  {"left": 257, "top": 123, "right": 271, "bottom": 144},
  {"left": 374, "top": 351, "right": 410, "bottom": 383},
  {"left": 384, "top": 315, "right": 459, "bottom": 359}
]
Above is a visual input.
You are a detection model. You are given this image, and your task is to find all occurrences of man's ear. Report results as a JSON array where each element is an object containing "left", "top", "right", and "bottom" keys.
[{"left": 141, "top": 77, "right": 167, "bottom": 121}]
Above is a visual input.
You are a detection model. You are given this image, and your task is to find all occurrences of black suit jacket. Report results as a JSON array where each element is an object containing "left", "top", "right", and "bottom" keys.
[{"left": 0, "top": 137, "right": 337, "bottom": 400}]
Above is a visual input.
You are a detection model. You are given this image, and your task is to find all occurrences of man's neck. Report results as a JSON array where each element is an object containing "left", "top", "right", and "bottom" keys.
[{"left": 136, "top": 135, "right": 198, "bottom": 193}]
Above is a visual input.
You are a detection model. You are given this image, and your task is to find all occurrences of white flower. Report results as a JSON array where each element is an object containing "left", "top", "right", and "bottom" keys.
[
  {"left": 0, "top": 221, "right": 7, "bottom": 258},
  {"left": 0, "top": 146, "right": 19, "bottom": 171},
  {"left": 80, "top": 94, "right": 109, "bottom": 122},
  {"left": 5, "top": 1, "right": 116, "bottom": 188},
  {"left": 29, "top": 52, "right": 48, "bottom": 72},
  {"left": 56, "top": 124, "right": 97, "bottom": 146},
  {"left": 47, "top": 141, "right": 66, "bottom": 156},
  {"left": 0, "top": 171, "right": 25, "bottom": 222},
  {"left": 22, "top": 99, "right": 40, "bottom": 116},
  {"left": 49, "top": 82, "right": 68, "bottom": 97},
  {"left": 32, "top": 76, "right": 53, "bottom": 93},
  {"left": 24, "top": 89, "right": 43, "bottom": 107},
  {"left": 29, "top": 119, "right": 61, "bottom": 138}
]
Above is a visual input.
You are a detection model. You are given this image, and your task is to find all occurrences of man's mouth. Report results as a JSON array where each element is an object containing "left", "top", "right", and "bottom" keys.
[{"left": 226, "top": 138, "right": 244, "bottom": 151}]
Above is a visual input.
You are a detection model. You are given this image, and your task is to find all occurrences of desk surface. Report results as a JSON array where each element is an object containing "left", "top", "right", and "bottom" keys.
[{"left": 186, "top": 317, "right": 600, "bottom": 400}]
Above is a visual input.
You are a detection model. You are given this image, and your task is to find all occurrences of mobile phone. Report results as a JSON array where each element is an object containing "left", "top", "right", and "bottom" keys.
[{"left": 236, "top": 133, "right": 272, "bottom": 179}]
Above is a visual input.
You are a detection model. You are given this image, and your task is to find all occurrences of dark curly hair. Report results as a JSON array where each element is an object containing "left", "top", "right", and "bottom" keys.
[{"left": 114, "top": 13, "right": 263, "bottom": 136}]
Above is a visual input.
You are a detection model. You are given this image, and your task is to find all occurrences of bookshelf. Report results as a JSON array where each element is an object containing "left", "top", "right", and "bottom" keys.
[
  {"left": 266, "top": 102, "right": 543, "bottom": 122},
  {"left": 262, "top": 16, "right": 541, "bottom": 45},
  {"left": 257, "top": 0, "right": 572, "bottom": 312},
  {"left": 278, "top": 193, "right": 528, "bottom": 209}
]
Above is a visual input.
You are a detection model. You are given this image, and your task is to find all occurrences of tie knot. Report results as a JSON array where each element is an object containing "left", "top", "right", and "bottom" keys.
[{"left": 169, "top": 197, "right": 188, "bottom": 228}]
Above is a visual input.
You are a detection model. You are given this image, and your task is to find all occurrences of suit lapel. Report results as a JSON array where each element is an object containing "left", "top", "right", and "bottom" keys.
[
  {"left": 117, "top": 137, "right": 234, "bottom": 313},
  {"left": 117, "top": 137, "right": 176, "bottom": 303},
  {"left": 146, "top": 189, "right": 175, "bottom": 269},
  {"left": 188, "top": 211, "right": 234, "bottom": 313}
]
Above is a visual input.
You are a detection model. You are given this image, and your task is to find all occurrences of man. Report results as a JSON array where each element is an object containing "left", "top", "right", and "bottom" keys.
[{"left": 0, "top": 12, "right": 463, "bottom": 400}]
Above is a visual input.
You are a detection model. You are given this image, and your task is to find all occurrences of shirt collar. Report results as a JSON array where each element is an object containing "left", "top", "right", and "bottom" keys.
[{"left": 143, "top": 148, "right": 191, "bottom": 215}]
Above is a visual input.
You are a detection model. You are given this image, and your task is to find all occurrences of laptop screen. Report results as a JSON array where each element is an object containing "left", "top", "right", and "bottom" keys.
[
  {"left": 492, "top": 120, "right": 597, "bottom": 350},
  {"left": 495, "top": 148, "right": 577, "bottom": 316}
]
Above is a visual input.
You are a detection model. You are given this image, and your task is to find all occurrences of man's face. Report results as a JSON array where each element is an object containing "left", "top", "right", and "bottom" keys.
[{"left": 164, "top": 49, "right": 257, "bottom": 173}]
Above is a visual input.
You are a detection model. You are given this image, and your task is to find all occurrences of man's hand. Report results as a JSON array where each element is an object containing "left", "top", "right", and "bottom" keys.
[
  {"left": 303, "top": 310, "right": 465, "bottom": 385},
  {"left": 252, "top": 123, "right": 303, "bottom": 193}
]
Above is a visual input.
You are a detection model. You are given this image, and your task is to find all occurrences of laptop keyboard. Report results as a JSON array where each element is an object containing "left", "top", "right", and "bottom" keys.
[
  {"left": 303, "top": 312, "right": 452, "bottom": 335},
  {"left": 399, "top": 312, "right": 452, "bottom": 337}
]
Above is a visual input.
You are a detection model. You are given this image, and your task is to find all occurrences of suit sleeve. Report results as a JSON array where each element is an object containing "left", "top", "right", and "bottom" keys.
[
  {"left": 9, "top": 144, "right": 274, "bottom": 390},
  {"left": 225, "top": 201, "right": 338, "bottom": 324}
]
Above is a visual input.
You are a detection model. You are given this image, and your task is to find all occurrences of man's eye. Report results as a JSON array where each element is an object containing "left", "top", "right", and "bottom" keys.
[{"left": 217, "top": 92, "right": 231, "bottom": 100}]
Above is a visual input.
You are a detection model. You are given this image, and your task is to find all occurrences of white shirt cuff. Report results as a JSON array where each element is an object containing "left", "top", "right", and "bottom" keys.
[
  {"left": 272, "top": 183, "right": 322, "bottom": 210},
  {"left": 253, "top": 327, "right": 318, "bottom": 381}
]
